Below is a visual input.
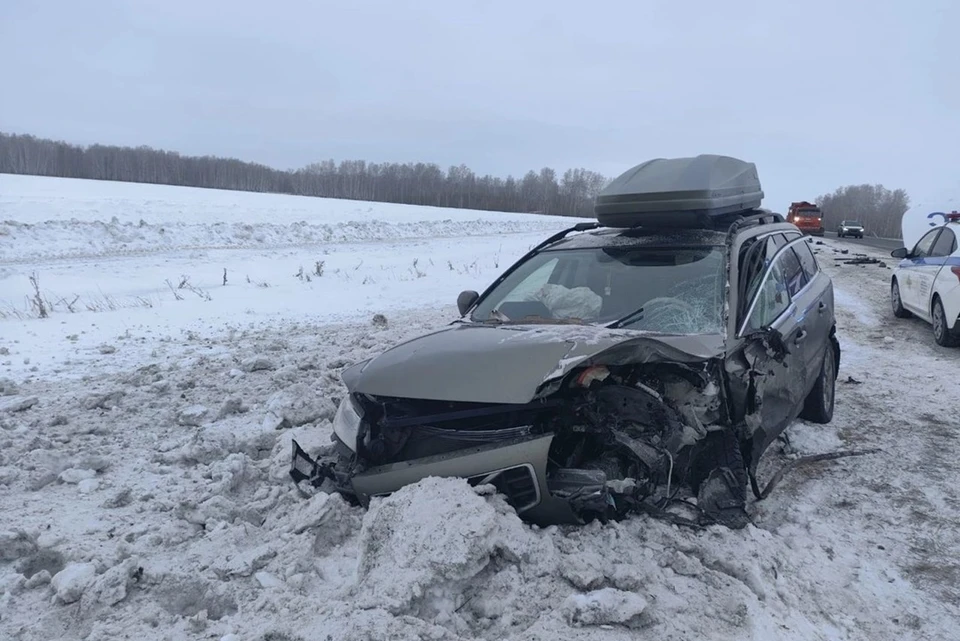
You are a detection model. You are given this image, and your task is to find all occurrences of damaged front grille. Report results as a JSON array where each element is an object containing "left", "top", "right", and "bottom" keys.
[
  {"left": 467, "top": 464, "right": 540, "bottom": 513},
  {"left": 357, "top": 395, "right": 560, "bottom": 464},
  {"left": 416, "top": 424, "right": 532, "bottom": 442}
]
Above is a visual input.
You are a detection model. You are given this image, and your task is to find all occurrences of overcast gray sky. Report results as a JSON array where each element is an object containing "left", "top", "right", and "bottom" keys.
[{"left": 2, "top": 0, "right": 957, "bottom": 208}]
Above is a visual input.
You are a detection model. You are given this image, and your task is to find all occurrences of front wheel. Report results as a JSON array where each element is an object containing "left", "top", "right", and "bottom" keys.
[
  {"left": 891, "top": 279, "right": 912, "bottom": 318},
  {"left": 932, "top": 297, "right": 960, "bottom": 347},
  {"left": 800, "top": 340, "right": 836, "bottom": 424}
]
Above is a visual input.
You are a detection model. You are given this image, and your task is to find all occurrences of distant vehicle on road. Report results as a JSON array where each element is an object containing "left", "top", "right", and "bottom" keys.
[
  {"left": 890, "top": 212, "right": 960, "bottom": 347},
  {"left": 788, "top": 201, "right": 824, "bottom": 236},
  {"left": 837, "top": 220, "right": 864, "bottom": 238}
]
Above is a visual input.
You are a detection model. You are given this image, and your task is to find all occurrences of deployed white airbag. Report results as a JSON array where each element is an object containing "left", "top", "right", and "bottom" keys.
[{"left": 524, "top": 284, "right": 602, "bottom": 321}]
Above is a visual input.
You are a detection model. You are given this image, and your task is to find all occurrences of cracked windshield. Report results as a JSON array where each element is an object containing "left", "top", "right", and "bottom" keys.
[{"left": 470, "top": 246, "right": 726, "bottom": 334}]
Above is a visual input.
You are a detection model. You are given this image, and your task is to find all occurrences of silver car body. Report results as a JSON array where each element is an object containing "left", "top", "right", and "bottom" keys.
[{"left": 291, "top": 217, "right": 839, "bottom": 527}]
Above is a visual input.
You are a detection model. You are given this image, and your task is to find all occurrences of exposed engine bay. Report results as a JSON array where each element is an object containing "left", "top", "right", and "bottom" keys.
[{"left": 291, "top": 358, "right": 753, "bottom": 529}]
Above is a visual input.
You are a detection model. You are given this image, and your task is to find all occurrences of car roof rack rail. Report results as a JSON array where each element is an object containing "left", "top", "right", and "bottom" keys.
[
  {"left": 534, "top": 221, "right": 600, "bottom": 251},
  {"left": 725, "top": 209, "right": 785, "bottom": 237}
]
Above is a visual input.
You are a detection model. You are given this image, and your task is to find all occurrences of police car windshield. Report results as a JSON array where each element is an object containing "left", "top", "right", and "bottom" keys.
[{"left": 470, "top": 246, "right": 726, "bottom": 335}]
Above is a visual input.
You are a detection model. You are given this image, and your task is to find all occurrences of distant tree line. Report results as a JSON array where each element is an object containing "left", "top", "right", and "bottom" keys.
[
  {"left": 0, "top": 132, "right": 608, "bottom": 217},
  {"left": 816, "top": 184, "right": 910, "bottom": 239},
  {"left": 1, "top": 132, "right": 914, "bottom": 230}
]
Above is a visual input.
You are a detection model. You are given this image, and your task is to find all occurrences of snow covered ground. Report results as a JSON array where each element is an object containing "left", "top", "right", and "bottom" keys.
[
  {"left": 1, "top": 177, "right": 959, "bottom": 640},
  {"left": 0, "top": 174, "right": 574, "bottom": 380}
]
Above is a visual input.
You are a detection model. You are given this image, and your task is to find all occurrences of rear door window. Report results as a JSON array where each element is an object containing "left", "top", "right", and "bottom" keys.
[
  {"left": 793, "top": 242, "right": 820, "bottom": 281},
  {"left": 780, "top": 246, "right": 807, "bottom": 297},
  {"left": 931, "top": 228, "right": 957, "bottom": 257}
]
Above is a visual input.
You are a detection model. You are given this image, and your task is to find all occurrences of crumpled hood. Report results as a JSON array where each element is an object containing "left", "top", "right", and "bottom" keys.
[{"left": 343, "top": 323, "right": 724, "bottom": 404}]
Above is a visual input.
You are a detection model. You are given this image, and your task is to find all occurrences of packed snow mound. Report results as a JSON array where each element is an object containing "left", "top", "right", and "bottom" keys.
[
  {"left": 354, "top": 477, "right": 546, "bottom": 616},
  {"left": 561, "top": 587, "right": 647, "bottom": 626},
  {"left": 50, "top": 562, "right": 97, "bottom": 604},
  {"left": 0, "top": 217, "right": 564, "bottom": 262},
  {"left": 784, "top": 421, "right": 845, "bottom": 455}
]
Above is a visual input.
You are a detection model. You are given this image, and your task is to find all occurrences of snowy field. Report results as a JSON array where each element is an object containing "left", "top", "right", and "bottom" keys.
[
  {"left": 0, "top": 174, "right": 574, "bottom": 379},
  {"left": 1, "top": 176, "right": 959, "bottom": 641}
]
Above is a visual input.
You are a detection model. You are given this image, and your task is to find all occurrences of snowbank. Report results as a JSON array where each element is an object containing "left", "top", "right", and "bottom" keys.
[
  {"left": 0, "top": 173, "right": 578, "bottom": 228},
  {"left": 0, "top": 216, "right": 566, "bottom": 262}
]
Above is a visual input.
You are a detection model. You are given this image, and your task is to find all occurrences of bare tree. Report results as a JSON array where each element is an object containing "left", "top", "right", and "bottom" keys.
[{"left": 816, "top": 184, "right": 910, "bottom": 239}]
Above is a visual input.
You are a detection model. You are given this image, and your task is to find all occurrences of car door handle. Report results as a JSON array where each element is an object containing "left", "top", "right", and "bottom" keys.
[
  {"left": 817, "top": 301, "right": 826, "bottom": 314},
  {"left": 794, "top": 328, "right": 808, "bottom": 345}
]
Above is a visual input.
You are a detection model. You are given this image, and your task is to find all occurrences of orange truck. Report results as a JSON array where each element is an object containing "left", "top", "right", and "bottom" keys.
[{"left": 787, "top": 201, "right": 824, "bottom": 236}]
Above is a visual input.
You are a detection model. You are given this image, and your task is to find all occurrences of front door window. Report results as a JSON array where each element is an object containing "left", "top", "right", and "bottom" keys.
[
  {"left": 912, "top": 229, "right": 941, "bottom": 258},
  {"left": 743, "top": 257, "right": 791, "bottom": 333}
]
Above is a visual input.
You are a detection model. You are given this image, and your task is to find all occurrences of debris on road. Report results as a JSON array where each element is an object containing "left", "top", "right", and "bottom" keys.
[{"left": 836, "top": 257, "right": 882, "bottom": 266}]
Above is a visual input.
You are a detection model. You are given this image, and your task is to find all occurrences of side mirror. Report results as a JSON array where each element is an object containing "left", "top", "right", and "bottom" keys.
[
  {"left": 891, "top": 247, "right": 908, "bottom": 259},
  {"left": 457, "top": 290, "right": 479, "bottom": 316}
]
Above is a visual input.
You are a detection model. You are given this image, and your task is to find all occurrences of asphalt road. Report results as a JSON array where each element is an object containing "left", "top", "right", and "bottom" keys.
[{"left": 822, "top": 231, "right": 903, "bottom": 252}]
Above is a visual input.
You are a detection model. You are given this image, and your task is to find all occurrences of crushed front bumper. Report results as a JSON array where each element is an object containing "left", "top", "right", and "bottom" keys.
[{"left": 291, "top": 433, "right": 584, "bottom": 525}]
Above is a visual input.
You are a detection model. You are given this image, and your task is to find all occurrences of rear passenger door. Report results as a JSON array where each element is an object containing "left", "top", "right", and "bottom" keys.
[{"left": 789, "top": 239, "right": 832, "bottom": 393}]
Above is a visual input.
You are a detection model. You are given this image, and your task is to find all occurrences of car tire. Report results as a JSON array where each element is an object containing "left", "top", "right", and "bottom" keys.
[
  {"left": 932, "top": 296, "right": 960, "bottom": 347},
  {"left": 891, "top": 279, "right": 912, "bottom": 318},
  {"left": 800, "top": 340, "right": 836, "bottom": 424}
]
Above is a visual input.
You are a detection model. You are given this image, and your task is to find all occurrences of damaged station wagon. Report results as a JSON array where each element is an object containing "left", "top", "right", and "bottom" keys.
[{"left": 291, "top": 154, "right": 841, "bottom": 529}]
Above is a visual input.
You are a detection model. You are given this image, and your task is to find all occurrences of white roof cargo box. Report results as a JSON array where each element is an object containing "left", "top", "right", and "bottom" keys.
[{"left": 595, "top": 154, "right": 764, "bottom": 228}]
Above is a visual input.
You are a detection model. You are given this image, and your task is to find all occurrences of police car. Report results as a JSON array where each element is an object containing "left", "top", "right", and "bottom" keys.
[{"left": 890, "top": 210, "right": 960, "bottom": 347}]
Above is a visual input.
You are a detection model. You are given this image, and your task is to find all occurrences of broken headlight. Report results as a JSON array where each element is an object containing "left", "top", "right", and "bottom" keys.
[{"left": 333, "top": 394, "right": 363, "bottom": 452}]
